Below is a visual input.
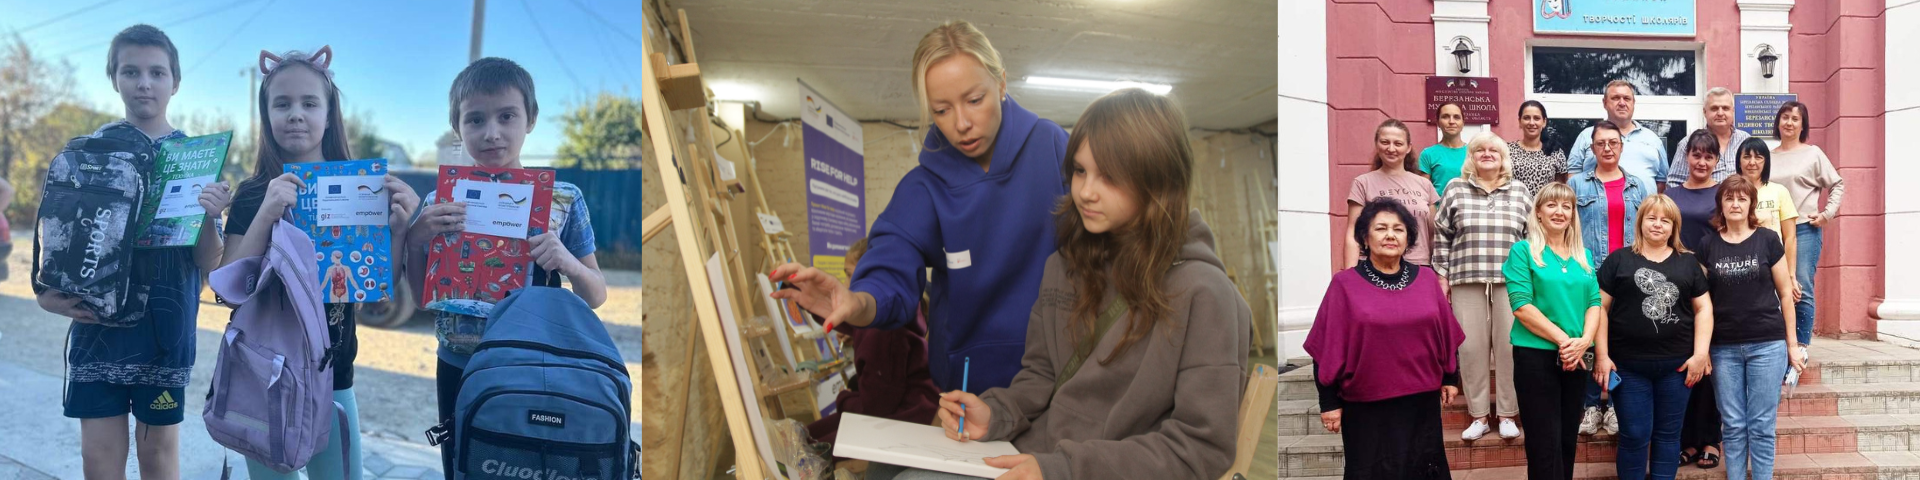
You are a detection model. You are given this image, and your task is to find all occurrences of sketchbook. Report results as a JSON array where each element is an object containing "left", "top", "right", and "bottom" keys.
[{"left": 833, "top": 413, "right": 1019, "bottom": 478}]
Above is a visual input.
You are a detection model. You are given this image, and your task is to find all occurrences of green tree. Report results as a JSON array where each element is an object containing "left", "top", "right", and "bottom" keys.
[
  {"left": 346, "top": 110, "right": 382, "bottom": 161},
  {"left": 555, "top": 93, "right": 644, "bottom": 169},
  {"left": 0, "top": 34, "right": 76, "bottom": 180},
  {"left": 8, "top": 103, "right": 115, "bottom": 222}
]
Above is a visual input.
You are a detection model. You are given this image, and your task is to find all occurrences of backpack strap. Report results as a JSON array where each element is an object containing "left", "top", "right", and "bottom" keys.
[
  {"left": 424, "top": 421, "right": 452, "bottom": 447},
  {"left": 630, "top": 440, "right": 644, "bottom": 479},
  {"left": 317, "top": 304, "right": 349, "bottom": 371},
  {"left": 29, "top": 215, "right": 43, "bottom": 296}
]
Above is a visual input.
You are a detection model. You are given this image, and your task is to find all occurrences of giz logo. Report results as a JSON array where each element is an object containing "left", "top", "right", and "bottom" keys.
[
  {"left": 77, "top": 206, "right": 114, "bottom": 277},
  {"left": 480, "top": 459, "right": 600, "bottom": 480}
]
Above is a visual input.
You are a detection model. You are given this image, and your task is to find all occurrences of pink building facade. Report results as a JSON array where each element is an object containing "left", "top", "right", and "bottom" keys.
[{"left": 1276, "top": 0, "right": 1915, "bottom": 359}]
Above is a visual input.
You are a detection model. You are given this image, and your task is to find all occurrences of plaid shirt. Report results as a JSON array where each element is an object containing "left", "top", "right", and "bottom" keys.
[{"left": 1433, "top": 177, "right": 1534, "bottom": 285}]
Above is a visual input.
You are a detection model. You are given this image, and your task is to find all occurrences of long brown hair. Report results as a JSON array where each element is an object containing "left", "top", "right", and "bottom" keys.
[
  {"left": 1054, "top": 88, "right": 1193, "bottom": 364},
  {"left": 244, "top": 49, "right": 354, "bottom": 192}
]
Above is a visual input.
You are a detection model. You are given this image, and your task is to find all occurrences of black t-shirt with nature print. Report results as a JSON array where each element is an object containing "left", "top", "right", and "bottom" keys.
[{"left": 1699, "top": 229, "right": 1788, "bottom": 345}]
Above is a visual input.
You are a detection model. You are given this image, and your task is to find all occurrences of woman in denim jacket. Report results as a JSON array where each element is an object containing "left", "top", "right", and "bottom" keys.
[
  {"left": 1570, "top": 120, "right": 1652, "bottom": 267},
  {"left": 1567, "top": 120, "right": 1652, "bottom": 437}
]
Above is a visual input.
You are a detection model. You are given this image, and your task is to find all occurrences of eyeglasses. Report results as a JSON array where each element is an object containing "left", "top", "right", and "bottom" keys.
[{"left": 1593, "top": 140, "right": 1623, "bottom": 150}]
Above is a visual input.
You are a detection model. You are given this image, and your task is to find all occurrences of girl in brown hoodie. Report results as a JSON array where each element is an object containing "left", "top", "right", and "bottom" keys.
[{"left": 868, "top": 88, "right": 1253, "bottom": 480}]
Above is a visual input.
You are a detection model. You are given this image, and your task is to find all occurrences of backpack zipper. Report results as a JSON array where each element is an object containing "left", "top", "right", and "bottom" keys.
[{"left": 472, "top": 339, "right": 626, "bottom": 375}]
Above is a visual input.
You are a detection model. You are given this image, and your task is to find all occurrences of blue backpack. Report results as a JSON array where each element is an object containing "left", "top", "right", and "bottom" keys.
[{"left": 433, "top": 287, "right": 639, "bottom": 479}]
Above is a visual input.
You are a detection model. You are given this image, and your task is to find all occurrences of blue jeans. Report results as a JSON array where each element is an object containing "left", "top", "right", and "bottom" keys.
[
  {"left": 1584, "top": 378, "right": 1609, "bottom": 408},
  {"left": 1712, "top": 341, "right": 1791, "bottom": 480},
  {"left": 1795, "top": 223, "right": 1823, "bottom": 345},
  {"left": 246, "top": 388, "right": 362, "bottom": 480},
  {"left": 1613, "top": 357, "right": 1692, "bottom": 480}
]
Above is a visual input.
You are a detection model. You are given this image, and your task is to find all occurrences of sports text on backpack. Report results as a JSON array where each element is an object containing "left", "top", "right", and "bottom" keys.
[
  {"left": 33, "top": 122, "right": 155, "bottom": 325},
  {"left": 203, "top": 218, "right": 350, "bottom": 473},
  {"left": 431, "top": 287, "right": 639, "bottom": 479}
]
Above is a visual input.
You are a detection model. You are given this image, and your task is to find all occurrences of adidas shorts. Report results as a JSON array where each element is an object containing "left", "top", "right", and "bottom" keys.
[{"left": 64, "top": 382, "right": 187, "bottom": 426}]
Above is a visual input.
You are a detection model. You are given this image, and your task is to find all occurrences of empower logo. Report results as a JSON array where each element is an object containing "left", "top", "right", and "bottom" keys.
[{"left": 479, "top": 459, "right": 602, "bottom": 480}]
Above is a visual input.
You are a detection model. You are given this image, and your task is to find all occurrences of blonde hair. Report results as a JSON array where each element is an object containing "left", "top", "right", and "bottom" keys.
[
  {"left": 1526, "top": 183, "right": 1592, "bottom": 272},
  {"left": 1462, "top": 132, "right": 1513, "bottom": 189},
  {"left": 1633, "top": 194, "right": 1690, "bottom": 255},
  {"left": 911, "top": 21, "right": 1006, "bottom": 126}
]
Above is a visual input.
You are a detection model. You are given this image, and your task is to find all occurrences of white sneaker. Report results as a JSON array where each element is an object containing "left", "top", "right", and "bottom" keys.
[
  {"left": 1462, "top": 418, "right": 1491, "bottom": 440},
  {"left": 1603, "top": 407, "right": 1620, "bottom": 435},
  {"left": 1499, "top": 418, "right": 1521, "bottom": 439},
  {"left": 1578, "top": 407, "right": 1601, "bottom": 435}
]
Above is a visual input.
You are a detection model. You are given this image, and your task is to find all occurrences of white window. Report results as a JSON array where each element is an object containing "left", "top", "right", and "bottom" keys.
[{"left": 1525, "top": 41, "right": 1706, "bottom": 158}]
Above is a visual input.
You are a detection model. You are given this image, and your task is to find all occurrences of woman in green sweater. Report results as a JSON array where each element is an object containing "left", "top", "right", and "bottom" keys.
[{"left": 1503, "top": 182, "right": 1603, "bottom": 479}]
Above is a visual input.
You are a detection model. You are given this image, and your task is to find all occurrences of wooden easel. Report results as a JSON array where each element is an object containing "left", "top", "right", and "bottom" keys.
[
  {"left": 732, "top": 121, "right": 852, "bottom": 420},
  {"left": 642, "top": 9, "right": 850, "bottom": 479},
  {"left": 640, "top": 9, "right": 786, "bottom": 480}
]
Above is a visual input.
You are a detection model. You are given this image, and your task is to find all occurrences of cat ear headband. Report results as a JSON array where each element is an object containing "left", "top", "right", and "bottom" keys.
[{"left": 259, "top": 45, "right": 333, "bottom": 77}]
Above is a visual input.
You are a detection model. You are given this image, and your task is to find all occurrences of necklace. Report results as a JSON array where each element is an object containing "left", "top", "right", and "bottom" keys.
[{"left": 1360, "top": 260, "right": 1414, "bottom": 291}]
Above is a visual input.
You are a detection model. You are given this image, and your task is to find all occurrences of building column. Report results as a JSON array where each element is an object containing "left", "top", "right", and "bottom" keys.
[
  {"left": 1432, "top": 0, "right": 1492, "bottom": 139},
  {"left": 1878, "top": 1, "right": 1920, "bottom": 347},
  {"left": 1739, "top": 0, "right": 1794, "bottom": 93},
  {"left": 1276, "top": 0, "right": 1328, "bottom": 360}
]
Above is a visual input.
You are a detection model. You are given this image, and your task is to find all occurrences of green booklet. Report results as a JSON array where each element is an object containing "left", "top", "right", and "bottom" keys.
[{"left": 134, "top": 131, "right": 232, "bottom": 248}]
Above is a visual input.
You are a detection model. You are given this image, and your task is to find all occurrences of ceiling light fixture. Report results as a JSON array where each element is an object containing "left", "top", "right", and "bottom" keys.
[
  {"left": 1023, "top": 76, "right": 1172, "bottom": 95},
  {"left": 709, "top": 81, "right": 765, "bottom": 102}
]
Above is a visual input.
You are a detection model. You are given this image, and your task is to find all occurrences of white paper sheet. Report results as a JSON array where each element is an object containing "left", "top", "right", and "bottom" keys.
[
  {"left": 708, "top": 253, "right": 786, "bottom": 476},
  {"left": 833, "top": 413, "right": 1019, "bottom": 478},
  {"left": 455, "top": 179, "right": 536, "bottom": 239},
  {"left": 153, "top": 174, "right": 216, "bottom": 219},
  {"left": 756, "top": 276, "right": 799, "bottom": 367},
  {"left": 316, "top": 175, "right": 388, "bottom": 227}
]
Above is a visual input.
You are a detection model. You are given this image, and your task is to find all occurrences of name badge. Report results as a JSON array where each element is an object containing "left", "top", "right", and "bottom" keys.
[{"left": 946, "top": 249, "right": 972, "bottom": 269}]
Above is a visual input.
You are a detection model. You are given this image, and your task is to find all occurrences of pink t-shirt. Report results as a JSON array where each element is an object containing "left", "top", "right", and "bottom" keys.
[
  {"left": 1348, "top": 170, "right": 1440, "bottom": 266},
  {"left": 1605, "top": 177, "right": 1627, "bottom": 253}
]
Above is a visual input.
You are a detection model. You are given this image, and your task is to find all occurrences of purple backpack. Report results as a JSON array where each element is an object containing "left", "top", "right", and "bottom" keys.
[{"left": 203, "top": 218, "right": 348, "bottom": 473}]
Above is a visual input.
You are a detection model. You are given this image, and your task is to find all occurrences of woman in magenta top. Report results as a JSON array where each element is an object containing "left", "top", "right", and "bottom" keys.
[{"left": 1307, "top": 197, "right": 1465, "bottom": 479}]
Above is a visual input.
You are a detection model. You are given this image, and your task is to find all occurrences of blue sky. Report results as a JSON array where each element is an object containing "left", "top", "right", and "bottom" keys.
[{"left": 0, "top": 0, "right": 646, "bottom": 165}]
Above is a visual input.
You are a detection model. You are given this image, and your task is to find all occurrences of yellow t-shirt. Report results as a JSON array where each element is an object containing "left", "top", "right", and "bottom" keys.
[{"left": 1755, "top": 182, "right": 1800, "bottom": 241}]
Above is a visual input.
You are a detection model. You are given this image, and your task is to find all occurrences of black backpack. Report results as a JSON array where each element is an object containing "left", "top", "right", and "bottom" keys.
[{"left": 32, "top": 123, "right": 155, "bottom": 326}]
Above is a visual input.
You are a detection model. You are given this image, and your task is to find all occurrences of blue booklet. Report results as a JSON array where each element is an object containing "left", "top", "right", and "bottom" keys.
[{"left": 284, "top": 159, "right": 393, "bottom": 303}]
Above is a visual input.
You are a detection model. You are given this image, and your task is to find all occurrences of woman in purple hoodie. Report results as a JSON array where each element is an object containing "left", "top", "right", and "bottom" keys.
[
  {"left": 771, "top": 20, "right": 1071, "bottom": 395},
  {"left": 1307, "top": 197, "right": 1466, "bottom": 479}
]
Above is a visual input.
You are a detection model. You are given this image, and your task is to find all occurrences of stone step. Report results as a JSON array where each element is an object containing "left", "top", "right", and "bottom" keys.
[
  {"left": 1278, "top": 414, "right": 1920, "bottom": 476},
  {"left": 1276, "top": 379, "right": 1920, "bottom": 436},
  {"left": 1286, "top": 452, "right": 1920, "bottom": 479},
  {"left": 1278, "top": 340, "right": 1920, "bottom": 401}
]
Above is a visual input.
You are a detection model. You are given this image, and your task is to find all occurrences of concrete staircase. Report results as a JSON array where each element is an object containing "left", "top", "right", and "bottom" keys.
[{"left": 1277, "top": 339, "right": 1920, "bottom": 479}]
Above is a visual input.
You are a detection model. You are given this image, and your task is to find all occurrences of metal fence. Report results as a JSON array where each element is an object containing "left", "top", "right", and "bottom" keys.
[{"left": 556, "top": 168, "right": 643, "bottom": 269}]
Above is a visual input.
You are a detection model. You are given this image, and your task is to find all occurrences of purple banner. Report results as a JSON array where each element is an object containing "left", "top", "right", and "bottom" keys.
[{"left": 799, "top": 81, "right": 866, "bottom": 282}]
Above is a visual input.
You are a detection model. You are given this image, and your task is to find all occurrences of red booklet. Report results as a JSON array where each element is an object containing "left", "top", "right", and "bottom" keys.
[{"left": 421, "top": 166, "right": 556, "bottom": 309}]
